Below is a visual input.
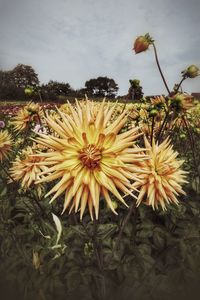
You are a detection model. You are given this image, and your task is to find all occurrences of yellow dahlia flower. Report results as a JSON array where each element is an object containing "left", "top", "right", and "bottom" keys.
[
  {"left": 132, "top": 137, "right": 187, "bottom": 210},
  {"left": 9, "top": 146, "right": 46, "bottom": 189},
  {"left": 150, "top": 95, "right": 166, "bottom": 107},
  {"left": 0, "top": 130, "right": 12, "bottom": 161},
  {"left": 59, "top": 103, "right": 72, "bottom": 115},
  {"left": 170, "top": 93, "right": 194, "bottom": 112},
  {"left": 34, "top": 99, "right": 147, "bottom": 220},
  {"left": 11, "top": 102, "right": 41, "bottom": 132}
]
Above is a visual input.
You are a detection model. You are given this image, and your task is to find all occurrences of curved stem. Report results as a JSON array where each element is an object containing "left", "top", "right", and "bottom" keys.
[
  {"left": 1, "top": 164, "right": 16, "bottom": 183},
  {"left": 156, "top": 110, "right": 169, "bottom": 142},
  {"left": 114, "top": 199, "right": 136, "bottom": 252},
  {"left": 152, "top": 43, "right": 171, "bottom": 95},
  {"left": 174, "top": 76, "right": 186, "bottom": 94}
]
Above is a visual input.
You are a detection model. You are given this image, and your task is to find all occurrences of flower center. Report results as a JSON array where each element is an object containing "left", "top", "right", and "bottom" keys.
[{"left": 79, "top": 144, "right": 102, "bottom": 169}]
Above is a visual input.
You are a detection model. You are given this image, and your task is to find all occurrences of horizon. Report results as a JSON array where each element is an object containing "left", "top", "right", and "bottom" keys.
[{"left": 0, "top": 0, "right": 200, "bottom": 95}]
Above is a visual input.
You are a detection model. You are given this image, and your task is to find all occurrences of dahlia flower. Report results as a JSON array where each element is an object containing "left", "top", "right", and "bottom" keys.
[
  {"left": 11, "top": 102, "right": 41, "bottom": 132},
  {"left": 34, "top": 99, "right": 147, "bottom": 219},
  {"left": 170, "top": 93, "right": 194, "bottom": 112},
  {"left": 0, "top": 130, "right": 12, "bottom": 161},
  {"left": 132, "top": 137, "right": 187, "bottom": 210},
  {"left": 9, "top": 146, "right": 47, "bottom": 189}
]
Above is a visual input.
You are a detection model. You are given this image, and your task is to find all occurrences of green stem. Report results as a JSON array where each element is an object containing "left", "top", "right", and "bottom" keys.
[
  {"left": 152, "top": 43, "right": 171, "bottom": 95},
  {"left": 114, "top": 199, "right": 136, "bottom": 252},
  {"left": 156, "top": 110, "right": 170, "bottom": 142},
  {"left": 182, "top": 115, "right": 199, "bottom": 177},
  {"left": 1, "top": 164, "right": 16, "bottom": 183},
  {"left": 174, "top": 76, "right": 186, "bottom": 94},
  {"left": 150, "top": 116, "right": 155, "bottom": 145}
]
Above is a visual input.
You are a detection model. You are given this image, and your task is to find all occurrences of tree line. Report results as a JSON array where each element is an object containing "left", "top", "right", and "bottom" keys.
[
  {"left": 0, "top": 64, "right": 121, "bottom": 101},
  {"left": 0, "top": 64, "right": 144, "bottom": 102}
]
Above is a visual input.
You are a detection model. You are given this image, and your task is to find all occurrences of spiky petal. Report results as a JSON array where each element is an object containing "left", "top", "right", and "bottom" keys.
[
  {"left": 9, "top": 146, "right": 47, "bottom": 189},
  {"left": 34, "top": 99, "right": 147, "bottom": 220},
  {"left": 0, "top": 130, "right": 12, "bottom": 161},
  {"left": 132, "top": 137, "right": 187, "bottom": 210}
]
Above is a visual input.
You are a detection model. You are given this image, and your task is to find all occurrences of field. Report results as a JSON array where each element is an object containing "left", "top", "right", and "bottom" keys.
[{"left": 0, "top": 96, "right": 200, "bottom": 300}]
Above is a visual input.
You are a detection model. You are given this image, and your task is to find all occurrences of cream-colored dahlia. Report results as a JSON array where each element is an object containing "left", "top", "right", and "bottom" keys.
[
  {"left": 34, "top": 99, "right": 147, "bottom": 219},
  {"left": 150, "top": 95, "right": 166, "bottom": 107},
  {"left": 132, "top": 137, "right": 187, "bottom": 210},
  {"left": 11, "top": 102, "right": 41, "bottom": 132},
  {"left": 0, "top": 130, "right": 12, "bottom": 161},
  {"left": 9, "top": 146, "right": 46, "bottom": 189}
]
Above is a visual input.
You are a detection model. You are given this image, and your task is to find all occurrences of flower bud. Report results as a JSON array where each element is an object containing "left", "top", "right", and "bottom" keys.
[
  {"left": 133, "top": 33, "right": 154, "bottom": 54},
  {"left": 170, "top": 93, "right": 193, "bottom": 111},
  {"left": 24, "top": 87, "right": 34, "bottom": 96},
  {"left": 182, "top": 65, "right": 199, "bottom": 78},
  {"left": 149, "top": 109, "right": 158, "bottom": 117}
]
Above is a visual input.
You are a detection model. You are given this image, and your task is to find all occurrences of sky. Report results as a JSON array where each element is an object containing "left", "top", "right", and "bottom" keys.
[{"left": 0, "top": 0, "right": 199, "bottom": 96}]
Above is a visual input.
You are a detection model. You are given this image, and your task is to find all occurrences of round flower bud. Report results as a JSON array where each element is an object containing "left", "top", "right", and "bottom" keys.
[
  {"left": 182, "top": 65, "right": 199, "bottom": 78},
  {"left": 180, "top": 133, "right": 186, "bottom": 139},
  {"left": 170, "top": 93, "right": 193, "bottom": 111},
  {"left": 24, "top": 87, "right": 34, "bottom": 96},
  {"left": 149, "top": 109, "right": 158, "bottom": 117}
]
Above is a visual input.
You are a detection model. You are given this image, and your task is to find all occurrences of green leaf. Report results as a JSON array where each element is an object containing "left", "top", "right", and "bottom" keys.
[
  {"left": 52, "top": 213, "right": 62, "bottom": 245},
  {"left": 96, "top": 223, "right": 117, "bottom": 239}
]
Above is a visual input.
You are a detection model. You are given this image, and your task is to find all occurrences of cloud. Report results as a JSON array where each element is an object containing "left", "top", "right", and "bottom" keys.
[{"left": 0, "top": 0, "right": 199, "bottom": 95}]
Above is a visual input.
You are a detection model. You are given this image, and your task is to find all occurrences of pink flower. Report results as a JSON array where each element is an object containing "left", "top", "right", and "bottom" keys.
[{"left": 0, "top": 121, "right": 5, "bottom": 128}]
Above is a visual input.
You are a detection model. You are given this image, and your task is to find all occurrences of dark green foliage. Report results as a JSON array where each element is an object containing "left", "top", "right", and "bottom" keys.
[
  {"left": 40, "top": 80, "right": 74, "bottom": 101},
  {"left": 1, "top": 169, "right": 200, "bottom": 300},
  {"left": 128, "top": 79, "right": 144, "bottom": 101},
  {"left": 85, "top": 77, "right": 119, "bottom": 98}
]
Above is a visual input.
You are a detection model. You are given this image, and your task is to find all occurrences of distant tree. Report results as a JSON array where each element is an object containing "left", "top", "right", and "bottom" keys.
[
  {"left": 74, "top": 88, "right": 87, "bottom": 98},
  {"left": 0, "top": 70, "right": 24, "bottom": 100},
  {"left": 128, "top": 79, "right": 143, "bottom": 101},
  {"left": 85, "top": 77, "right": 118, "bottom": 98},
  {"left": 40, "top": 80, "right": 74, "bottom": 101},
  {"left": 11, "top": 64, "right": 39, "bottom": 88}
]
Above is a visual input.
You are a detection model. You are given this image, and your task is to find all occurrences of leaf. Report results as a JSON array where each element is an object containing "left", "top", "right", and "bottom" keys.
[
  {"left": 39, "top": 230, "right": 51, "bottom": 239},
  {"left": 153, "top": 231, "right": 165, "bottom": 249},
  {"left": 52, "top": 213, "right": 62, "bottom": 245},
  {"left": 0, "top": 185, "right": 7, "bottom": 197},
  {"left": 70, "top": 225, "right": 87, "bottom": 237},
  {"left": 96, "top": 224, "right": 117, "bottom": 239}
]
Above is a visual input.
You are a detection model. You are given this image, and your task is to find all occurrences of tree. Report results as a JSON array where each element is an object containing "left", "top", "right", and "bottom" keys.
[
  {"left": 128, "top": 79, "right": 144, "bottom": 101},
  {"left": 40, "top": 80, "right": 74, "bottom": 101},
  {"left": 85, "top": 77, "right": 118, "bottom": 98},
  {"left": 11, "top": 64, "right": 39, "bottom": 88},
  {"left": 0, "top": 70, "right": 24, "bottom": 100}
]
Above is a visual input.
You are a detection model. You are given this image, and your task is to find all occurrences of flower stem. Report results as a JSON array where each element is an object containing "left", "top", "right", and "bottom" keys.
[
  {"left": 114, "top": 199, "right": 136, "bottom": 251},
  {"left": 156, "top": 110, "right": 170, "bottom": 142},
  {"left": 174, "top": 76, "right": 186, "bottom": 94},
  {"left": 1, "top": 164, "right": 16, "bottom": 183},
  {"left": 152, "top": 43, "right": 171, "bottom": 95},
  {"left": 150, "top": 116, "right": 155, "bottom": 145}
]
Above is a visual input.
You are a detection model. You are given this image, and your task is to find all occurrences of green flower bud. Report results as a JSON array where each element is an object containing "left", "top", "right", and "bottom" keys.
[
  {"left": 182, "top": 65, "right": 199, "bottom": 78},
  {"left": 170, "top": 93, "right": 193, "bottom": 111},
  {"left": 180, "top": 133, "right": 186, "bottom": 139},
  {"left": 149, "top": 109, "right": 158, "bottom": 117},
  {"left": 24, "top": 87, "right": 34, "bottom": 96}
]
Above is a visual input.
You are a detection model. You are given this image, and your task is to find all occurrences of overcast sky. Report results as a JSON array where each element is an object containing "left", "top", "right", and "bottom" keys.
[{"left": 0, "top": 0, "right": 199, "bottom": 95}]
